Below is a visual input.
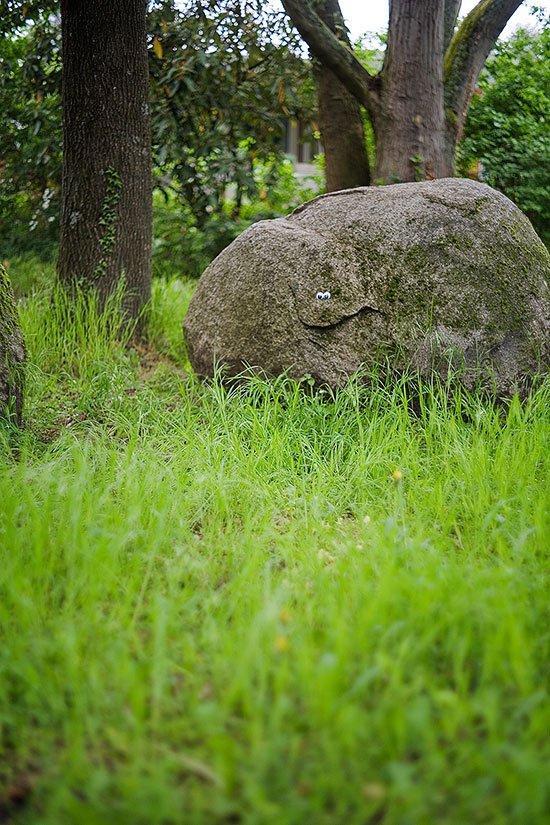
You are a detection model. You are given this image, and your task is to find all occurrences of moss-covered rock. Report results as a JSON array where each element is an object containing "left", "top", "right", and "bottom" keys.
[
  {"left": 184, "top": 179, "right": 550, "bottom": 396},
  {"left": 0, "top": 264, "right": 25, "bottom": 424}
]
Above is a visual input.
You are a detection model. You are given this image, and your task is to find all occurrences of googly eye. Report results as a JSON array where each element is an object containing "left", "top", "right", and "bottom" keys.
[
  {"left": 323, "top": 291, "right": 332, "bottom": 300},
  {"left": 316, "top": 291, "right": 325, "bottom": 300}
]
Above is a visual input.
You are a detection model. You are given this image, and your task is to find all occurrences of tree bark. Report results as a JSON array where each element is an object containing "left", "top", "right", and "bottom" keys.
[
  {"left": 444, "top": 0, "right": 462, "bottom": 51},
  {"left": 316, "top": 63, "right": 371, "bottom": 190},
  {"left": 282, "top": 0, "right": 524, "bottom": 184},
  {"left": 0, "top": 264, "right": 25, "bottom": 425},
  {"left": 314, "top": 0, "right": 370, "bottom": 191},
  {"left": 376, "top": 0, "right": 448, "bottom": 182},
  {"left": 57, "top": 0, "right": 152, "bottom": 321},
  {"left": 281, "top": 0, "right": 379, "bottom": 115},
  {"left": 444, "top": 0, "right": 524, "bottom": 148}
]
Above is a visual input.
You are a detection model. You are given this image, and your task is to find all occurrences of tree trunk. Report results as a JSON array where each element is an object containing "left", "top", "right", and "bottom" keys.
[
  {"left": 0, "top": 264, "right": 25, "bottom": 425},
  {"left": 282, "top": 0, "right": 523, "bottom": 185},
  {"left": 57, "top": 0, "right": 152, "bottom": 321},
  {"left": 375, "top": 0, "right": 450, "bottom": 182},
  {"left": 314, "top": 0, "right": 370, "bottom": 191},
  {"left": 444, "top": 0, "right": 524, "bottom": 152},
  {"left": 315, "top": 63, "right": 370, "bottom": 190}
]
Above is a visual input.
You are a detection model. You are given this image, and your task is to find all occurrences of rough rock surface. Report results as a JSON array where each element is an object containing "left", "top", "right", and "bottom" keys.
[
  {"left": 0, "top": 264, "right": 25, "bottom": 424},
  {"left": 184, "top": 179, "right": 550, "bottom": 395}
]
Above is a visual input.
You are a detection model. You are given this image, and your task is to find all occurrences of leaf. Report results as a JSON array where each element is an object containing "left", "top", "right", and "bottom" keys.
[
  {"left": 177, "top": 754, "right": 222, "bottom": 786},
  {"left": 153, "top": 37, "right": 163, "bottom": 60}
]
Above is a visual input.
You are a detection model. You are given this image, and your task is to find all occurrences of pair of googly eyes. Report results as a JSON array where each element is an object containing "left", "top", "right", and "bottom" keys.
[{"left": 316, "top": 291, "right": 332, "bottom": 300}]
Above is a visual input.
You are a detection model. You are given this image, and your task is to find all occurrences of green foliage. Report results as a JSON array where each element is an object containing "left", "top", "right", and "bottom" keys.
[
  {"left": 152, "top": 156, "right": 319, "bottom": 278},
  {"left": 1, "top": 253, "right": 55, "bottom": 297},
  {"left": 148, "top": 0, "right": 317, "bottom": 228},
  {"left": 354, "top": 32, "right": 384, "bottom": 171},
  {"left": 0, "top": 8, "right": 62, "bottom": 257},
  {"left": 0, "top": 1, "right": 58, "bottom": 29},
  {"left": 94, "top": 167, "right": 123, "bottom": 281},
  {"left": 460, "top": 24, "right": 550, "bottom": 244},
  {"left": 0, "top": 0, "right": 317, "bottom": 261},
  {"left": 0, "top": 271, "right": 549, "bottom": 823}
]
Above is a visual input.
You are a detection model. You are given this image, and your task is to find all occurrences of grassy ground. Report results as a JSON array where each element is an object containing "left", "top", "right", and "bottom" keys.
[{"left": 0, "top": 260, "right": 549, "bottom": 824}]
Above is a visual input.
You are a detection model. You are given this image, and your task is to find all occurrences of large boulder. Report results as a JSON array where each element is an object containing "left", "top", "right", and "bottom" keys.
[
  {"left": 184, "top": 179, "right": 550, "bottom": 395},
  {"left": 0, "top": 264, "right": 25, "bottom": 424}
]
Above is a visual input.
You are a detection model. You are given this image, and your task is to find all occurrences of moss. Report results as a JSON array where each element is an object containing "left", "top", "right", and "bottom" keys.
[
  {"left": 410, "top": 154, "right": 426, "bottom": 183},
  {"left": 508, "top": 217, "right": 550, "bottom": 265},
  {"left": 385, "top": 270, "right": 402, "bottom": 303},
  {"left": 423, "top": 192, "right": 489, "bottom": 218},
  {"left": 444, "top": 0, "right": 493, "bottom": 100},
  {"left": 0, "top": 263, "right": 25, "bottom": 424},
  {"left": 449, "top": 235, "right": 473, "bottom": 249},
  {"left": 396, "top": 219, "right": 549, "bottom": 336},
  {"left": 430, "top": 234, "right": 475, "bottom": 253},
  {"left": 445, "top": 107, "right": 458, "bottom": 127},
  {"left": 0, "top": 264, "right": 18, "bottom": 335}
]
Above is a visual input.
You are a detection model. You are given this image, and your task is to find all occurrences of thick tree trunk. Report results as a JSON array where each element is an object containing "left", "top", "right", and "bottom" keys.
[
  {"left": 57, "top": 0, "right": 152, "bottom": 321},
  {"left": 314, "top": 0, "right": 370, "bottom": 191},
  {"left": 0, "top": 264, "right": 25, "bottom": 425},
  {"left": 282, "top": 0, "right": 523, "bottom": 186},
  {"left": 375, "top": 0, "right": 451, "bottom": 182}
]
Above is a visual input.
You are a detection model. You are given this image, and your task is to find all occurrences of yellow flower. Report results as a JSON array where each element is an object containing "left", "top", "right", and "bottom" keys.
[
  {"left": 279, "top": 608, "right": 291, "bottom": 624},
  {"left": 391, "top": 468, "right": 403, "bottom": 482},
  {"left": 274, "top": 635, "right": 290, "bottom": 653}
]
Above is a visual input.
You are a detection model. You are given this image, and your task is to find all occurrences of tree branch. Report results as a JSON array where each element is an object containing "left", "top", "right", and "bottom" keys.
[
  {"left": 281, "top": 0, "right": 380, "bottom": 117},
  {"left": 314, "top": 0, "right": 371, "bottom": 188},
  {"left": 444, "top": 0, "right": 524, "bottom": 140},
  {"left": 444, "top": 0, "right": 462, "bottom": 52}
]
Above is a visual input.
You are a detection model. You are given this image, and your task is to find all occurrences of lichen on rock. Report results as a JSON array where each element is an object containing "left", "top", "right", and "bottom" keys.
[
  {"left": 184, "top": 178, "right": 550, "bottom": 397},
  {"left": 0, "top": 264, "right": 25, "bottom": 424}
]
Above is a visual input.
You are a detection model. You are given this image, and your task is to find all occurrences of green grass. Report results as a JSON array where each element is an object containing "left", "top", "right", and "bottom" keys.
[{"left": 0, "top": 267, "right": 549, "bottom": 824}]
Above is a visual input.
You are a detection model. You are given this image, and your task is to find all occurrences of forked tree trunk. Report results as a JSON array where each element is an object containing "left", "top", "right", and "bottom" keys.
[
  {"left": 314, "top": 0, "right": 370, "bottom": 191},
  {"left": 57, "top": 0, "right": 152, "bottom": 320},
  {"left": 282, "top": 0, "right": 523, "bottom": 186}
]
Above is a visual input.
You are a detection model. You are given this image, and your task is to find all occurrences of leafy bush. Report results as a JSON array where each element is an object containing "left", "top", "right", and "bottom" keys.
[
  {"left": 460, "top": 24, "right": 550, "bottom": 245},
  {"left": 1, "top": 1, "right": 317, "bottom": 262},
  {"left": 148, "top": 0, "right": 316, "bottom": 228},
  {"left": 152, "top": 155, "right": 321, "bottom": 278},
  {"left": 0, "top": 12, "right": 62, "bottom": 258}
]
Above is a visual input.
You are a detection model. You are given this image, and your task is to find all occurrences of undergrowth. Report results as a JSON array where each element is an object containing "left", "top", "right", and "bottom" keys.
[{"left": 0, "top": 273, "right": 548, "bottom": 824}]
